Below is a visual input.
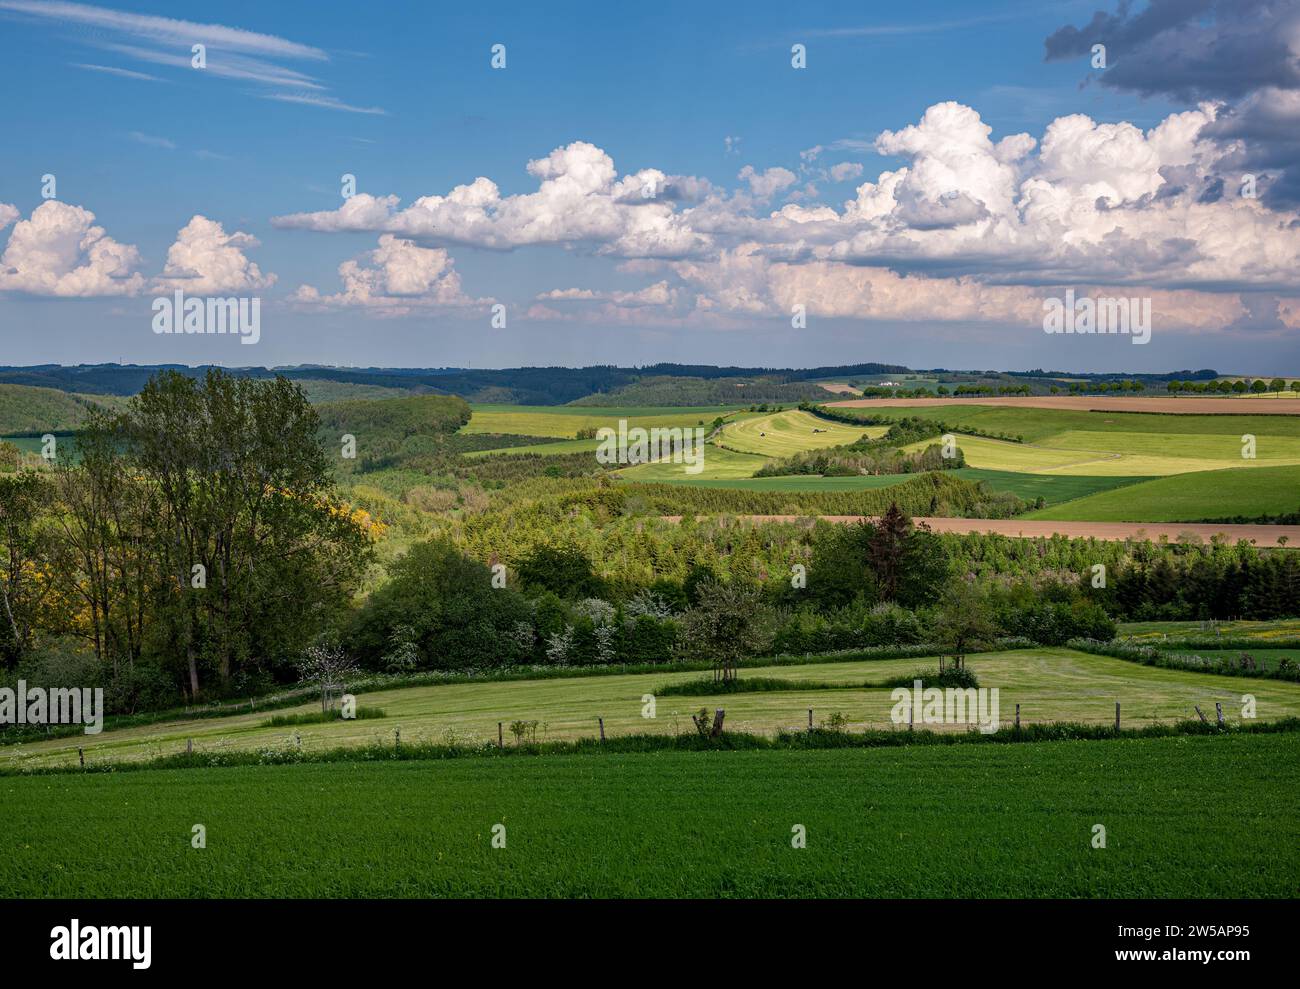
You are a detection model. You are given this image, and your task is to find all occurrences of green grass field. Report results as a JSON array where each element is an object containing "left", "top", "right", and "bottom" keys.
[
  {"left": 2, "top": 734, "right": 1296, "bottom": 897},
  {"left": 615, "top": 443, "right": 769, "bottom": 481},
  {"left": 1165, "top": 647, "right": 1300, "bottom": 662},
  {"left": 1027, "top": 464, "right": 1300, "bottom": 522},
  {"left": 840, "top": 404, "right": 1300, "bottom": 444},
  {"left": 11, "top": 648, "right": 1300, "bottom": 770},
  {"left": 904, "top": 432, "right": 1293, "bottom": 476},
  {"left": 903, "top": 434, "right": 1132, "bottom": 473},
  {"left": 462, "top": 405, "right": 741, "bottom": 438},
  {"left": 953, "top": 469, "right": 1153, "bottom": 506},
  {"left": 1120, "top": 618, "right": 1300, "bottom": 640},
  {"left": 716, "top": 409, "right": 884, "bottom": 456}
]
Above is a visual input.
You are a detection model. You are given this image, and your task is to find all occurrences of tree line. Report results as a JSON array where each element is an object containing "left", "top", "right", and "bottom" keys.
[{"left": 0, "top": 370, "right": 376, "bottom": 709}]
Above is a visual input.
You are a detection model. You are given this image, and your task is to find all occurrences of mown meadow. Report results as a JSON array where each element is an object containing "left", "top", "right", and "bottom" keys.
[{"left": 10, "top": 647, "right": 1300, "bottom": 769}]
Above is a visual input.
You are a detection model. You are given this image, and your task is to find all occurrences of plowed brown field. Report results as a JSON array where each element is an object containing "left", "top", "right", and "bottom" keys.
[
  {"left": 827, "top": 395, "right": 1300, "bottom": 414},
  {"left": 661, "top": 515, "right": 1300, "bottom": 546}
]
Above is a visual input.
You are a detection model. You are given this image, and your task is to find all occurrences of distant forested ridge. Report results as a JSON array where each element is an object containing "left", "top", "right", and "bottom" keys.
[
  {"left": 567, "top": 375, "right": 832, "bottom": 406},
  {"left": 0, "top": 362, "right": 1220, "bottom": 408}
]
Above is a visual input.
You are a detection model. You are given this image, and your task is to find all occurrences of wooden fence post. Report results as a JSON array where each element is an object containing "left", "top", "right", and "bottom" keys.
[
  {"left": 908, "top": 707, "right": 914, "bottom": 732},
  {"left": 498, "top": 722, "right": 503, "bottom": 748},
  {"left": 598, "top": 717, "right": 605, "bottom": 741},
  {"left": 808, "top": 708, "right": 813, "bottom": 729},
  {"left": 1215, "top": 703, "right": 1224, "bottom": 727},
  {"left": 78, "top": 747, "right": 84, "bottom": 768},
  {"left": 394, "top": 727, "right": 400, "bottom": 749},
  {"left": 186, "top": 738, "right": 193, "bottom": 754},
  {"left": 1195, "top": 706, "right": 1207, "bottom": 723},
  {"left": 711, "top": 709, "right": 726, "bottom": 738},
  {"left": 1114, "top": 702, "right": 1121, "bottom": 732},
  {"left": 1015, "top": 704, "right": 1020, "bottom": 730}
]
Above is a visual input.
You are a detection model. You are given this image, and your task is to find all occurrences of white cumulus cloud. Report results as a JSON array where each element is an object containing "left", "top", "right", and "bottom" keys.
[
  {"left": 291, "top": 235, "right": 487, "bottom": 317},
  {"left": 153, "top": 215, "right": 275, "bottom": 294},
  {"left": 0, "top": 200, "right": 143, "bottom": 297}
]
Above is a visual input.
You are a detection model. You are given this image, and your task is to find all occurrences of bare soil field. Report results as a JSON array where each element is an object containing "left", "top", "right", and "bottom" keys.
[
  {"left": 662, "top": 515, "right": 1300, "bottom": 546},
  {"left": 816, "top": 382, "right": 861, "bottom": 395},
  {"left": 827, "top": 395, "right": 1300, "bottom": 415}
]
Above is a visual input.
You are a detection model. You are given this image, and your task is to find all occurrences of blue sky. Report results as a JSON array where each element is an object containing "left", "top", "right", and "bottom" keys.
[{"left": 1, "top": 0, "right": 1296, "bottom": 373}]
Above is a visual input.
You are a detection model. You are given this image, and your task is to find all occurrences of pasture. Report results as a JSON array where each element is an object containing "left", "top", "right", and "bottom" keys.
[
  {"left": 9, "top": 648, "right": 1300, "bottom": 770},
  {"left": 1120, "top": 619, "right": 1300, "bottom": 640},
  {"left": 902, "top": 428, "right": 1300, "bottom": 476},
  {"left": 461, "top": 405, "right": 738, "bottom": 438},
  {"left": 2, "top": 734, "right": 1296, "bottom": 897},
  {"left": 953, "top": 469, "right": 1151, "bottom": 506},
  {"left": 716, "top": 409, "right": 884, "bottom": 456},
  {"left": 830, "top": 403, "right": 1300, "bottom": 443},
  {"left": 615, "top": 444, "right": 769, "bottom": 481},
  {"left": 1027, "top": 464, "right": 1300, "bottom": 523}
]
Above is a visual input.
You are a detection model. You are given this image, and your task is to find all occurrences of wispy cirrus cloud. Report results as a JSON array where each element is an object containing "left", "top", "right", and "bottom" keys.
[
  {"left": 71, "top": 61, "right": 159, "bottom": 81},
  {"left": 128, "top": 130, "right": 175, "bottom": 150},
  {"left": 98, "top": 41, "right": 327, "bottom": 90},
  {"left": 800, "top": 12, "right": 1019, "bottom": 39},
  {"left": 0, "top": 0, "right": 326, "bottom": 59},
  {"left": 260, "top": 92, "right": 388, "bottom": 116},
  {"left": 0, "top": 0, "right": 384, "bottom": 114}
]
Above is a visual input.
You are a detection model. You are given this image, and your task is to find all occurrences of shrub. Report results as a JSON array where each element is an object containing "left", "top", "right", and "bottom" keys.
[{"left": 347, "top": 538, "right": 534, "bottom": 670}]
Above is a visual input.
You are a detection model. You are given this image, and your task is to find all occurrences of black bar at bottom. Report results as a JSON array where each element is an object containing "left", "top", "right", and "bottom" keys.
[{"left": 0, "top": 898, "right": 1283, "bottom": 974}]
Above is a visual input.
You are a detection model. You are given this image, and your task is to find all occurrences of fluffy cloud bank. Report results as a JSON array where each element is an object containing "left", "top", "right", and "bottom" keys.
[
  {"left": 269, "top": 97, "right": 1300, "bottom": 330},
  {"left": 274, "top": 141, "right": 711, "bottom": 259},
  {"left": 0, "top": 203, "right": 273, "bottom": 298},
  {"left": 290, "top": 234, "right": 487, "bottom": 316},
  {"left": 0, "top": 200, "right": 144, "bottom": 297},
  {"left": 1045, "top": 0, "right": 1300, "bottom": 206}
]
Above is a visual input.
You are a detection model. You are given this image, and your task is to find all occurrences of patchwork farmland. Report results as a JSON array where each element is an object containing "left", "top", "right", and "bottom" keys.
[{"left": 5, "top": 364, "right": 1300, "bottom": 905}]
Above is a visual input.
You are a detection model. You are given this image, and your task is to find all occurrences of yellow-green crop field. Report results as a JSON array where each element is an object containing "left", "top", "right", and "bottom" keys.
[
  {"left": 715, "top": 409, "right": 884, "bottom": 456},
  {"left": 615, "top": 444, "right": 771, "bottom": 481},
  {"left": 902, "top": 432, "right": 1300, "bottom": 476}
]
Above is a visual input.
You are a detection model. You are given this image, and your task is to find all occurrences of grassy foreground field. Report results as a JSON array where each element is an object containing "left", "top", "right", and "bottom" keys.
[
  {"left": 2, "top": 734, "right": 1296, "bottom": 897},
  {"left": 11, "top": 648, "right": 1300, "bottom": 769}
]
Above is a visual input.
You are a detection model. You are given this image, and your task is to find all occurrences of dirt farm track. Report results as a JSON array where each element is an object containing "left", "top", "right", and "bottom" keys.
[
  {"left": 827, "top": 396, "right": 1300, "bottom": 415},
  {"left": 663, "top": 516, "right": 1300, "bottom": 546}
]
